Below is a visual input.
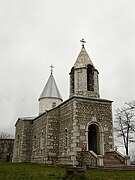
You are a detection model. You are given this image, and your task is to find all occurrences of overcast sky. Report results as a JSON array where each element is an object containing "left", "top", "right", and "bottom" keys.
[{"left": 0, "top": 0, "right": 135, "bottom": 145}]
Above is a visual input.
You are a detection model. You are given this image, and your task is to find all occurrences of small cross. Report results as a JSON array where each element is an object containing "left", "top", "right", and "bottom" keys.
[
  {"left": 80, "top": 38, "right": 86, "bottom": 48},
  {"left": 49, "top": 64, "right": 54, "bottom": 74}
]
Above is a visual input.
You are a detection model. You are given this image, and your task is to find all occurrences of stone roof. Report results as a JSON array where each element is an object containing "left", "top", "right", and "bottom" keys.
[
  {"left": 19, "top": 117, "right": 36, "bottom": 121},
  {"left": 39, "top": 73, "right": 62, "bottom": 100},
  {"left": 74, "top": 47, "right": 95, "bottom": 69}
]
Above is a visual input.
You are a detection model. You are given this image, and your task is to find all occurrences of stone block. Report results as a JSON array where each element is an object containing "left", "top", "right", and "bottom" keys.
[
  {"left": 73, "top": 132, "right": 80, "bottom": 136},
  {"left": 80, "top": 136, "right": 85, "bottom": 141},
  {"left": 71, "top": 156, "right": 76, "bottom": 161},
  {"left": 73, "top": 126, "right": 78, "bottom": 130},
  {"left": 80, "top": 125, "right": 85, "bottom": 129},
  {"left": 47, "top": 133, "right": 52, "bottom": 135},
  {"left": 76, "top": 147, "right": 82, "bottom": 151},
  {"left": 109, "top": 142, "right": 113, "bottom": 145},
  {"left": 73, "top": 139, "right": 79, "bottom": 143},
  {"left": 49, "top": 152, "right": 56, "bottom": 156},
  {"left": 69, "top": 152, "right": 76, "bottom": 156},
  {"left": 47, "top": 146, "right": 53, "bottom": 149},
  {"left": 71, "top": 143, "right": 76, "bottom": 147},
  {"left": 46, "top": 160, "right": 52, "bottom": 165},
  {"left": 104, "top": 127, "right": 108, "bottom": 131},
  {"left": 109, "top": 136, "right": 113, "bottom": 139}
]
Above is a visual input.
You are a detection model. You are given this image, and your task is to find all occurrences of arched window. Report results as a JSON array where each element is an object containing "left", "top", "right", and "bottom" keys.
[
  {"left": 34, "top": 135, "right": 37, "bottom": 149},
  {"left": 87, "top": 65, "right": 94, "bottom": 91},
  {"left": 52, "top": 102, "right": 56, "bottom": 108},
  {"left": 65, "top": 128, "right": 68, "bottom": 147},
  {"left": 40, "top": 131, "right": 44, "bottom": 150},
  {"left": 17, "top": 134, "right": 20, "bottom": 140}
]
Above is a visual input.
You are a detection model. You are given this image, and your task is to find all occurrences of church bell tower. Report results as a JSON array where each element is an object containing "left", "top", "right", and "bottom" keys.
[{"left": 69, "top": 39, "right": 100, "bottom": 98}]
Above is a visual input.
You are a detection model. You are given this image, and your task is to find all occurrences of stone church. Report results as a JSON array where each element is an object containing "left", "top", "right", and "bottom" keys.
[{"left": 13, "top": 41, "right": 129, "bottom": 167}]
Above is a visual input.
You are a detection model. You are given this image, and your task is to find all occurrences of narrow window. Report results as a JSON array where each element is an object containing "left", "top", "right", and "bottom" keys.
[
  {"left": 65, "top": 128, "right": 68, "bottom": 147},
  {"left": 40, "top": 132, "right": 44, "bottom": 150},
  {"left": 17, "top": 134, "right": 19, "bottom": 140},
  {"left": 34, "top": 135, "right": 37, "bottom": 149}
]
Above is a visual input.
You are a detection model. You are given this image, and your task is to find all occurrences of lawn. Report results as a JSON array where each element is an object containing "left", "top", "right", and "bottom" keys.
[{"left": 0, "top": 163, "right": 135, "bottom": 180}]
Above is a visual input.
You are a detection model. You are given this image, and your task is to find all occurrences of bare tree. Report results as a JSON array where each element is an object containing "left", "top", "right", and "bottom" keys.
[
  {"left": 0, "top": 132, "right": 13, "bottom": 139},
  {"left": 114, "top": 101, "right": 135, "bottom": 156}
]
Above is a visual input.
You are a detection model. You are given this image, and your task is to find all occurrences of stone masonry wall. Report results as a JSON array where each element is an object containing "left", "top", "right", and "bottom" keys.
[
  {"left": 12, "top": 120, "right": 23, "bottom": 162},
  {"left": 20, "top": 120, "right": 33, "bottom": 162},
  {"left": 13, "top": 96, "right": 114, "bottom": 165},
  {"left": 74, "top": 97, "right": 114, "bottom": 154},
  {"left": 13, "top": 119, "right": 33, "bottom": 162},
  {"left": 31, "top": 115, "right": 47, "bottom": 163},
  {"left": 58, "top": 100, "right": 74, "bottom": 165},
  {"left": 31, "top": 108, "right": 60, "bottom": 164}
]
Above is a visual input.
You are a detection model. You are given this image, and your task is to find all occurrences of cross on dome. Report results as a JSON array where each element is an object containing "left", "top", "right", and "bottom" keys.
[
  {"left": 80, "top": 38, "right": 86, "bottom": 48},
  {"left": 49, "top": 64, "right": 54, "bottom": 74}
]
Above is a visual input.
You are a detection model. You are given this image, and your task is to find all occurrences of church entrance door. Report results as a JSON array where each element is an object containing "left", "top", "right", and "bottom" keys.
[{"left": 88, "top": 124, "right": 100, "bottom": 154}]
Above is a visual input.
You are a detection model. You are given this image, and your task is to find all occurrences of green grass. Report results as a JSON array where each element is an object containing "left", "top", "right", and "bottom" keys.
[
  {"left": 0, "top": 163, "right": 65, "bottom": 180},
  {"left": 0, "top": 163, "right": 135, "bottom": 180},
  {"left": 85, "top": 169, "right": 135, "bottom": 180}
]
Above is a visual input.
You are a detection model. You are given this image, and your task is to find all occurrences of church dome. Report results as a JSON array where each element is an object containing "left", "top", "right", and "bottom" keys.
[
  {"left": 74, "top": 47, "right": 95, "bottom": 69},
  {"left": 38, "top": 68, "right": 62, "bottom": 114},
  {"left": 39, "top": 73, "right": 62, "bottom": 101}
]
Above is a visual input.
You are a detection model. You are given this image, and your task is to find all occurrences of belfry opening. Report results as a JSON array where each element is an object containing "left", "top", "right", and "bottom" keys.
[{"left": 87, "top": 64, "right": 94, "bottom": 91}]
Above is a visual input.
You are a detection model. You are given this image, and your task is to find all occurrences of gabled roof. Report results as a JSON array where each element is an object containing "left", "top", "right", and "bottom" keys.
[
  {"left": 74, "top": 47, "right": 95, "bottom": 69},
  {"left": 39, "top": 73, "right": 62, "bottom": 100},
  {"left": 15, "top": 117, "right": 36, "bottom": 126}
]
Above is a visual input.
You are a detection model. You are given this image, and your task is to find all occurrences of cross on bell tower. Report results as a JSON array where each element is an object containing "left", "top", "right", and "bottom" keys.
[
  {"left": 80, "top": 38, "right": 86, "bottom": 48},
  {"left": 49, "top": 64, "right": 54, "bottom": 74}
]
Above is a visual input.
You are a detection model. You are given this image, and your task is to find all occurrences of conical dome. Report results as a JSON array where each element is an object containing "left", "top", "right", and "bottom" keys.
[
  {"left": 39, "top": 71, "right": 62, "bottom": 114},
  {"left": 39, "top": 73, "right": 62, "bottom": 101},
  {"left": 74, "top": 47, "right": 95, "bottom": 69}
]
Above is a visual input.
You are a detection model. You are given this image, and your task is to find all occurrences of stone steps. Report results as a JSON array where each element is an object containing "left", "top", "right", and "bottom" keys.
[
  {"left": 97, "top": 166, "right": 135, "bottom": 171},
  {"left": 103, "top": 154, "right": 125, "bottom": 168}
]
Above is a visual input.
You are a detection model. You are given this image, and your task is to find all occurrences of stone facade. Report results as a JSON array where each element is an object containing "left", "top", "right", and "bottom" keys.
[
  {"left": 0, "top": 139, "right": 14, "bottom": 162},
  {"left": 13, "top": 118, "right": 33, "bottom": 162},
  {"left": 13, "top": 95, "right": 113, "bottom": 166},
  {"left": 13, "top": 45, "right": 117, "bottom": 166}
]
